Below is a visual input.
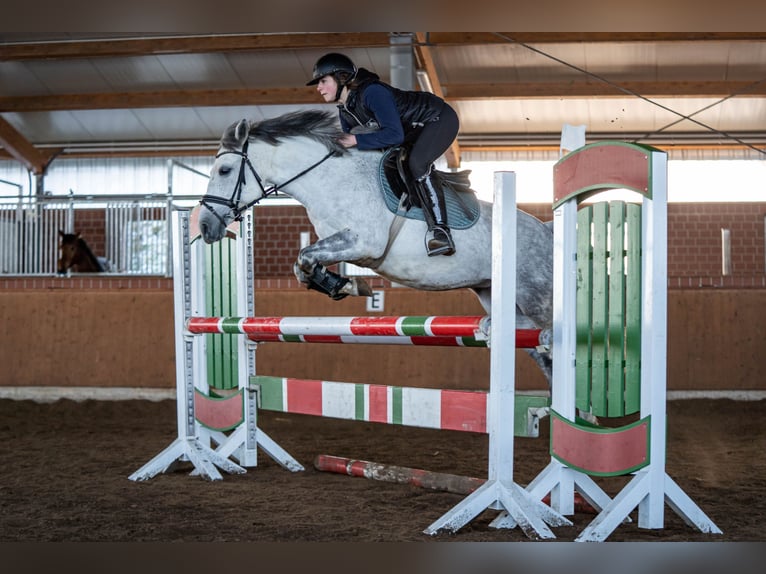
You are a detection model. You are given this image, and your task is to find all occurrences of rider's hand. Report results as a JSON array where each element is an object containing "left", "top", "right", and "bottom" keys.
[{"left": 337, "top": 134, "right": 357, "bottom": 148}]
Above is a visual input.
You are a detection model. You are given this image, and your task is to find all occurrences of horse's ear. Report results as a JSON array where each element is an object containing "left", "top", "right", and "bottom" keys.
[
  {"left": 222, "top": 119, "right": 250, "bottom": 149},
  {"left": 234, "top": 119, "right": 249, "bottom": 146},
  {"left": 59, "top": 230, "right": 64, "bottom": 237}
]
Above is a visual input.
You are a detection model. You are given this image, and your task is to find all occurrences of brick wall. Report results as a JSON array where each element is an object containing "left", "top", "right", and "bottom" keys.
[
  {"left": 667, "top": 203, "right": 764, "bottom": 277},
  {"left": 68, "top": 210, "right": 107, "bottom": 256},
  {"left": 253, "top": 206, "right": 318, "bottom": 277},
  {"left": 252, "top": 202, "right": 766, "bottom": 287},
  {"left": 17, "top": 202, "right": 763, "bottom": 290}
]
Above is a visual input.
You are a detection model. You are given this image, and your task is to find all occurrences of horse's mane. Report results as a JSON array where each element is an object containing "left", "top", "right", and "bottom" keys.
[
  {"left": 221, "top": 110, "right": 347, "bottom": 156},
  {"left": 76, "top": 236, "right": 103, "bottom": 268}
]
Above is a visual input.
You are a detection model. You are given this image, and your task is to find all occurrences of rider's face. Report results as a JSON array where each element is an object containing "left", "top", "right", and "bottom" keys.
[{"left": 316, "top": 75, "right": 338, "bottom": 102}]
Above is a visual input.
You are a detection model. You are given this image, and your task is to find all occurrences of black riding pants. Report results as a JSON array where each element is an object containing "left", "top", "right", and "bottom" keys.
[{"left": 407, "top": 103, "right": 460, "bottom": 180}]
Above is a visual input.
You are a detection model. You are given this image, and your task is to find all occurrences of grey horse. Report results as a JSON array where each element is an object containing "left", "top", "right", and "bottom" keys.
[{"left": 197, "top": 110, "right": 554, "bottom": 383}]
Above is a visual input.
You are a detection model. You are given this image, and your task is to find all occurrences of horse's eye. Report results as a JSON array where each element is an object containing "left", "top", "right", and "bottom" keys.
[{"left": 219, "top": 166, "right": 232, "bottom": 176}]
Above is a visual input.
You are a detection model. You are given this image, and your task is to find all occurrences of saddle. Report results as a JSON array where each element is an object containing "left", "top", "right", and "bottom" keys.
[{"left": 378, "top": 147, "right": 481, "bottom": 229}]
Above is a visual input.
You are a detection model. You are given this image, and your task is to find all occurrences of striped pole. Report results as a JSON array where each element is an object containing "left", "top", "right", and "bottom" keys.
[
  {"left": 314, "top": 454, "right": 596, "bottom": 513},
  {"left": 314, "top": 454, "right": 485, "bottom": 495},
  {"left": 186, "top": 316, "right": 546, "bottom": 349},
  {"left": 256, "top": 375, "right": 490, "bottom": 433},
  {"left": 188, "top": 315, "right": 488, "bottom": 337}
]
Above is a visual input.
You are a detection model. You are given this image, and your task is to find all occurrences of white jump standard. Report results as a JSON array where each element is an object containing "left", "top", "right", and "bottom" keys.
[
  {"left": 422, "top": 172, "right": 570, "bottom": 538},
  {"left": 129, "top": 210, "right": 303, "bottom": 481}
]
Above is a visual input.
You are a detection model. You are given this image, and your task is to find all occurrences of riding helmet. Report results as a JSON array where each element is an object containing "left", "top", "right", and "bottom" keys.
[{"left": 306, "top": 53, "right": 357, "bottom": 86}]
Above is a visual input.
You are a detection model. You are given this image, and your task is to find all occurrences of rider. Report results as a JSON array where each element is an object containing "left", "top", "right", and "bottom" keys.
[{"left": 307, "top": 52, "right": 459, "bottom": 257}]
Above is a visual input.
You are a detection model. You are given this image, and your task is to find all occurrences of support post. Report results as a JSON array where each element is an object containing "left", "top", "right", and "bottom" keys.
[
  {"left": 423, "top": 172, "right": 570, "bottom": 539},
  {"left": 129, "top": 210, "right": 247, "bottom": 481},
  {"left": 129, "top": 209, "right": 302, "bottom": 481}
]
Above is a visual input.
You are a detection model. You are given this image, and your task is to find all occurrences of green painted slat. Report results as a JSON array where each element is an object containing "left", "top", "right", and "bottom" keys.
[
  {"left": 392, "top": 386, "right": 403, "bottom": 424},
  {"left": 220, "top": 239, "right": 237, "bottom": 390},
  {"left": 355, "top": 383, "right": 364, "bottom": 421},
  {"left": 213, "top": 241, "right": 228, "bottom": 389},
  {"left": 205, "top": 237, "right": 239, "bottom": 391},
  {"left": 256, "top": 376, "right": 285, "bottom": 411},
  {"left": 624, "top": 203, "right": 642, "bottom": 414},
  {"left": 575, "top": 207, "right": 593, "bottom": 413},
  {"left": 607, "top": 202, "right": 626, "bottom": 417},
  {"left": 204, "top": 240, "right": 219, "bottom": 390},
  {"left": 589, "top": 203, "right": 609, "bottom": 416},
  {"left": 461, "top": 336, "right": 486, "bottom": 348}
]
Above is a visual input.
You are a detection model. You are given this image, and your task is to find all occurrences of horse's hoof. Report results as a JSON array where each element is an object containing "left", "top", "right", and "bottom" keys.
[
  {"left": 354, "top": 278, "right": 374, "bottom": 297},
  {"left": 343, "top": 278, "right": 373, "bottom": 297},
  {"left": 577, "top": 410, "right": 600, "bottom": 426},
  {"left": 336, "top": 278, "right": 373, "bottom": 298}
]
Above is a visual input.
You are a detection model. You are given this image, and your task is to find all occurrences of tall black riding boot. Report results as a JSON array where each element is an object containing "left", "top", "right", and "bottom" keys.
[{"left": 416, "top": 173, "right": 455, "bottom": 257}]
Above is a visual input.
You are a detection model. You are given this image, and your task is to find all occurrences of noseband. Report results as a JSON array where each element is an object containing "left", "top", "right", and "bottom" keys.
[{"left": 200, "top": 138, "right": 337, "bottom": 226}]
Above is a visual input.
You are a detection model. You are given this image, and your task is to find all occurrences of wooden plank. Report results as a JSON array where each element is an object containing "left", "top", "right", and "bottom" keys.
[
  {"left": 550, "top": 411, "right": 650, "bottom": 477},
  {"left": 553, "top": 142, "right": 652, "bottom": 206},
  {"left": 590, "top": 203, "right": 609, "bottom": 416},
  {"left": 0, "top": 88, "right": 318, "bottom": 112},
  {"left": 7, "top": 33, "right": 762, "bottom": 62},
  {"left": 444, "top": 80, "right": 766, "bottom": 100},
  {"left": 575, "top": 206, "right": 593, "bottom": 414},
  {"left": 607, "top": 202, "right": 626, "bottom": 417},
  {"left": 205, "top": 238, "right": 239, "bottom": 391},
  {"left": 0, "top": 116, "right": 50, "bottom": 174},
  {"left": 414, "top": 32, "right": 460, "bottom": 168},
  {"left": 0, "top": 33, "right": 393, "bottom": 60},
  {"left": 624, "top": 204, "right": 642, "bottom": 412}
]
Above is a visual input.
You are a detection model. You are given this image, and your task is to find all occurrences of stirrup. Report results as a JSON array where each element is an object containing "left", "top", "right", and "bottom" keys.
[{"left": 425, "top": 226, "right": 455, "bottom": 257}]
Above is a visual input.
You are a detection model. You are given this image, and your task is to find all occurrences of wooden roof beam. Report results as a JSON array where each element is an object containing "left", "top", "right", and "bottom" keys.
[
  {"left": 413, "top": 32, "right": 460, "bottom": 168},
  {"left": 0, "top": 33, "right": 393, "bottom": 61},
  {"left": 0, "top": 87, "right": 319, "bottom": 112},
  {"left": 443, "top": 80, "right": 766, "bottom": 100},
  {"left": 0, "top": 116, "right": 55, "bottom": 174},
  {"left": 3, "top": 33, "right": 766, "bottom": 62},
  {"left": 2, "top": 80, "right": 763, "bottom": 114}
]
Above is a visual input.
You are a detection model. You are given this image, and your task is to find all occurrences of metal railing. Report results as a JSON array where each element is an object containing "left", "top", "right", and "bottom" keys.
[{"left": 0, "top": 193, "right": 193, "bottom": 277}]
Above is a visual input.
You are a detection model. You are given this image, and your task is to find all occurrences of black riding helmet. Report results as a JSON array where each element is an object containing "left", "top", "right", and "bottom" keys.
[{"left": 306, "top": 53, "right": 357, "bottom": 101}]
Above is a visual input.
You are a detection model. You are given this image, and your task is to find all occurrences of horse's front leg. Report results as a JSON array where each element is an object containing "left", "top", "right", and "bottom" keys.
[{"left": 293, "top": 229, "right": 374, "bottom": 300}]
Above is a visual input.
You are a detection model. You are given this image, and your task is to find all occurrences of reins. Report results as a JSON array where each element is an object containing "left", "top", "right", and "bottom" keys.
[{"left": 200, "top": 138, "right": 337, "bottom": 226}]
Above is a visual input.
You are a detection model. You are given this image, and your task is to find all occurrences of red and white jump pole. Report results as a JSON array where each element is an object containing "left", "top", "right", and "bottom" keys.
[
  {"left": 314, "top": 454, "right": 595, "bottom": 513},
  {"left": 186, "top": 315, "right": 547, "bottom": 349}
]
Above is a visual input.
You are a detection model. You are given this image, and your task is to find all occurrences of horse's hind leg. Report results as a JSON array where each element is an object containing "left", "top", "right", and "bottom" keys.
[{"left": 293, "top": 230, "right": 374, "bottom": 300}]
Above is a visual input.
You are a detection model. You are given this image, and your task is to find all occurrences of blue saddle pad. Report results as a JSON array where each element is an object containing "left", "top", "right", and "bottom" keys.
[{"left": 377, "top": 151, "right": 481, "bottom": 230}]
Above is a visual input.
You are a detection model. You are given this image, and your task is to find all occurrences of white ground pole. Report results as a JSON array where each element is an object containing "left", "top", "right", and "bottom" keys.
[
  {"left": 129, "top": 209, "right": 302, "bottom": 481},
  {"left": 522, "top": 148, "right": 721, "bottom": 542},
  {"left": 423, "top": 172, "right": 571, "bottom": 539}
]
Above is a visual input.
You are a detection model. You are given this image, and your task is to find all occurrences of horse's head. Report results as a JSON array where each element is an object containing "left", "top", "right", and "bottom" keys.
[
  {"left": 58, "top": 231, "right": 80, "bottom": 274},
  {"left": 199, "top": 110, "right": 346, "bottom": 244},
  {"left": 198, "top": 118, "right": 256, "bottom": 243}
]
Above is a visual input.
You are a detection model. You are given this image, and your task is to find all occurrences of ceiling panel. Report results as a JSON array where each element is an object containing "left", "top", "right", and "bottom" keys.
[
  {"left": 2, "top": 110, "right": 94, "bottom": 143},
  {"left": 92, "top": 56, "right": 175, "bottom": 91},
  {"left": 67, "top": 109, "right": 155, "bottom": 141},
  {"left": 24, "top": 59, "right": 110, "bottom": 94},
  {"left": 0, "top": 61, "right": 49, "bottom": 96}
]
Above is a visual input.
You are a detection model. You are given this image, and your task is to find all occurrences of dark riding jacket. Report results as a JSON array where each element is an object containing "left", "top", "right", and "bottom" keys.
[{"left": 338, "top": 68, "right": 447, "bottom": 151}]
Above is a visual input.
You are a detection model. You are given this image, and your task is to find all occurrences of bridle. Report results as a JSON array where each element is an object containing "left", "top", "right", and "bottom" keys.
[{"left": 200, "top": 138, "right": 337, "bottom": 226}]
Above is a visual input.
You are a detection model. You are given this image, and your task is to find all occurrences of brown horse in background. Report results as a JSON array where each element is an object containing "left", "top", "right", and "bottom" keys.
[{"left": 58, "top": 231, "right": 107, "bottom": 274}]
